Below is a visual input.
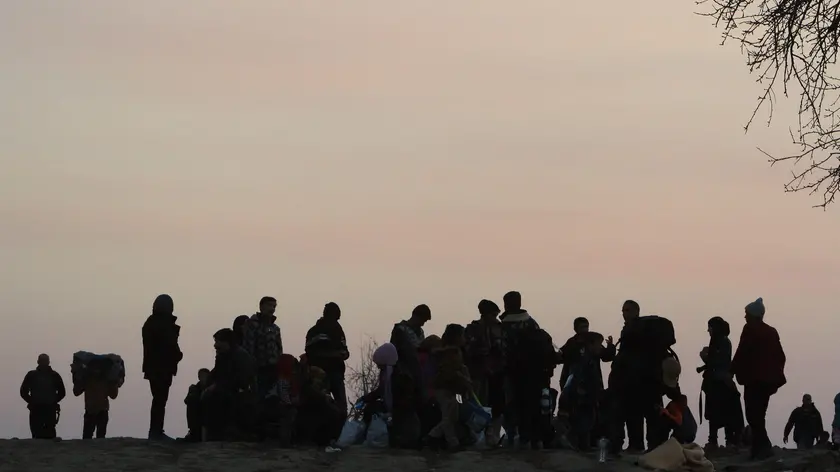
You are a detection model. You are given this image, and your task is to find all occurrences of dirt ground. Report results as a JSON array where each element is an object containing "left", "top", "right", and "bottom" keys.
[{"left": 0, "top": 439, "right": 837, "bottom": 472}]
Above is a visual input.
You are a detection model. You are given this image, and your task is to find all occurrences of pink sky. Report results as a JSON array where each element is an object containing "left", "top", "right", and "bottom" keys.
[{"left": 1, "top": 1, "right": 838, "bottom": 441}]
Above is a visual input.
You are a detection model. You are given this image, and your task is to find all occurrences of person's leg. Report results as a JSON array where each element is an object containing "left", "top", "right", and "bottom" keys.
[
  {"left": 148, "top": 375, "right": 172, "bottom": 438},
  {"left": 44, "top": 406, "right": 58, "bottom": 439},
  {"left": 624, "top": 394, "right": 645, "bottom": 451},
  {"left": 29, "top": 407, "right": 42, "bottom": 439},
  {"left": 328, "top": 370, "right": 348, "bottom": 415},
  {"left": 97, "top": 411, "right": 109, "bottom": 439},
  {"left": 429, "top": 390, "right": 460, "bottom": 448},
  {"left": 743, "top": 383, "right": 771, "bottom": 458},
  {"left": 82, "top": 412, "right": 96, "bottom": 439}
]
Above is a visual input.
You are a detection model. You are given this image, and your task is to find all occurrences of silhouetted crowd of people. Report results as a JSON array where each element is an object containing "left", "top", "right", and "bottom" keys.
[{"left": 18, "top": 292, "right": 839, "bottom": 460}]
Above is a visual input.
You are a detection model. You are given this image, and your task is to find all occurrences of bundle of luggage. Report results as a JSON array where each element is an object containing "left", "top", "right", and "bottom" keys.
[{"left": 71, "top": 351, "right": 126, "bottom": 390}]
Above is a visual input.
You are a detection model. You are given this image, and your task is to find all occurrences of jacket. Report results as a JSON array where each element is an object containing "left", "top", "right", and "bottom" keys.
[
  {"left": 499, "top": 310, "right": 540, "bottom": 372},
  {"left": 700, "top": 335, "right": 733, "bottom": 383},
  {"left": 784, "top": 405, "right": 824, "bottom": 442},
  {"left": 210, "top": 346, "right": 257, "bottom": 393},
  {"left": 731, "top": 320, "right": 786, "bottom": 389},
  {"left": 304, "top": 317, "right": 348, "bottom": 374},
  {"left": 20, "top": 366, "right": 66, "bottom": 406},
  {"left": 558, "top": 334, "right": 613, "bottom": 391},
  {"left": 242, "top": 313, "right": 282, "bottom": 367},
  {"left": 464, "top": 318, "right": 504, "bottom": 378},
  {"left": 432, "top": 346, "right": 472, "bottom": 394},
  {"left": 142, "top": 313, "right": 183, "bottom": 379},
  {"left": 74, "top": 379, "right": 118, "bottom": 414}
]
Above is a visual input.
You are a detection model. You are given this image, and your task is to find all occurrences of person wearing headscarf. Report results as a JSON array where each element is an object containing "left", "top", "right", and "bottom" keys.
[
  {"left": 232, "top": 315, "right": 250, "bottom": 347},
  {"left": 731, "top": 297, "right": 786, "bottom": 460},
  {"left": 365, "top": 343, "right": 420, "bottom": 448},
  {"left": 142, "top": 294, "right": 183, "bottom": 441},
  {"left": 698, "top": 316, "right": 744, "bottom": 449}
]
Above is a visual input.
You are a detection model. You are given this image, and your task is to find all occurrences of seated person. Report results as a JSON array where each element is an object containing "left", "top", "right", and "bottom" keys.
[
  {"left": 660, "top": 392, "right": 698, "bottom": 445},
  {"left": 201, "top": 328, "right": 256, "bottom": 441},
  {"left": 362, "top": 342, "right": 420, "bottom": 448},
  {"left": 183, "top": 368, "right": 210, "bottom": 442},
  {"left": 263, "top": 353, "right": 301, "bottom": 446},
  {"left": 297, "top": 365, "right": 344, "bottom": 450}
]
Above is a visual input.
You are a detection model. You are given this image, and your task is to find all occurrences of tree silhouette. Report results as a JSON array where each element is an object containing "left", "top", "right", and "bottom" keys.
[
  {"left": 700, "top": 0, "right": 840, "bottom": 207},
  {"left": 345, "top": 336, "right": 380, "bottom": 406}
]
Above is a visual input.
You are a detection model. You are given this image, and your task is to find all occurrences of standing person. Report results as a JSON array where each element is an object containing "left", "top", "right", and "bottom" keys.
[
  {"left": 557, "top": 317, "right": 615, "bottom": 393},
  {"left": 142, "top": 294, "right": 183, "bottom": 441},
  {"left": 608, "top": 299, "right": 672, "bottom": 454},
  {"left": 20, "top": 354, "right": 66, "bottom": 439},
  {"left": 697, "top": 316, "right": 744, "bottom": 449},
  {"left": 731, "top": 297, "right": 786, "bottom": 460},
  {"left": 783, "top": 394, "right": 824, "bottom": 449},
  {"left": 305, "top": 302, "right": 350, "bottom": 413},
  {"left": 391, "top": 304, "right": 432, "bottom": 404},
  {"left": 243, "top": 296, "right": 282, "bottom": 396},
  {"left": 426, "top": 324, "right": 473, "bottom": 452},
  {"left": 464, "top": 299, "right": 505, "bottom": 446},
  {"left": 74, "top": 357, "right": 119, "bottom": 439},
  {"left": 500, "top": 290, "right": 553, "bottom": 449}
]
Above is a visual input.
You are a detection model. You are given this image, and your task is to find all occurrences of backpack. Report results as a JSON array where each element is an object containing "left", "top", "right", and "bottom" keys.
[
  {"left": 517, "top": 328, "right": 557, "bottom": 373},
  {"left": 633, "top": 315, "right": 677, "bottom": 361}
]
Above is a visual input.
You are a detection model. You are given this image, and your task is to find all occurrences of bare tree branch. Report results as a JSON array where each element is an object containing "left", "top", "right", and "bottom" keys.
[
  {"left": 697, "top": 0, "right": 840, "bottom": 208},
  {"left": 345, "top": 336, "right": 380, "bottom": 405}
]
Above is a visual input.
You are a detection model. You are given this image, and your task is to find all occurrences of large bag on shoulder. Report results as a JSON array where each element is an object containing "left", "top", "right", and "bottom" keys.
[{"left": 72, "top": 351, "right": 126, "bottom": 390}]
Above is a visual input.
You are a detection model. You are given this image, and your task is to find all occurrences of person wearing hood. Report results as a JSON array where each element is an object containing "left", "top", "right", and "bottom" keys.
[
  {"left": 20, "top": 354, "right": 66, "bottom": 439},
  {"left": 731, "top": 297, "right": 786, "bottom": 460},
  {"left": 698, "top": 316, "right": 744, "bottom": 449},
  {"left": 500, "top": 290, "right": 552, "bottom": 449},
  {"left": 363, "top": 342, "right": 420, "bottom": 448},
  {"left": 426, "top": 324, "right": 472, "bottom": 451},
  {"left": 464, "top": 299, "right": 505, "bottom": 446},
  {"left": 242, "top": 296, "right": 282, "bottom": 396},
  {"left": 142, "top": 294, "right": 183, "bottom": 441},
  {"left": 305, "top": 302, "right": 350, "bottom": 413},
  {"left": 784, "top": 394, "right": 824, "bottom": 449}
]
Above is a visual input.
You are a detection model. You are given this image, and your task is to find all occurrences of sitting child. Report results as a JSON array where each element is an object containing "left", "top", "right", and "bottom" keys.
[
  {"left": 264, "top": 353, "right": 302, "bottom": 446},
  {"left": 184, "top": 368, "right": 210, "bottom": 442},
  {"left": 426, "top": 324, "right": 472, "bottom": 452},
  {"left": 298, "top": 365, "right": 344, "bottom": 450},
  {"left": 660, "top": 392, "right": 698, "bottom": 445}
]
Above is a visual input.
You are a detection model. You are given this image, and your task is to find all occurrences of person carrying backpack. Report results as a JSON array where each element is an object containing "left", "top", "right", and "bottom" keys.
[
  {"left": 608, "top": 300, "right": 677, "bottom": 453},
  {"left": 500, "top": 290, "right": 554, "bottom": 449}
]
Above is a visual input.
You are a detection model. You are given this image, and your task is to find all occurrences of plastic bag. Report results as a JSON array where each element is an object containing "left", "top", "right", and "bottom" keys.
[
  {"left": 337, "top": 419, "right": 367, "bottom": 448},
  {"left": 364, "top": 413, "right": 390, "bottom": 448},
  {"left": 461, "top": 400, "right": 492, "bottom": 433}
]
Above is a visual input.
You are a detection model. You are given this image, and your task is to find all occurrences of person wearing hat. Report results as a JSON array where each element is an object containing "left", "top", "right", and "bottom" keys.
[
  {"left": 783, "top": 394, "right": 824, "bottom": 449},
  {"left": 731, "top": 297, "right": 787, "bottom": 460}
]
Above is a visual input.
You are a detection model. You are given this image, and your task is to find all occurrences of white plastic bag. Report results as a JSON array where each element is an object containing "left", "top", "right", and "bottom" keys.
[
  {"left": 363, "top": 414, "right": 390, "bottom": 448},
  {"left": 337, "top": 419, "right": 366, "bottom": 448}
]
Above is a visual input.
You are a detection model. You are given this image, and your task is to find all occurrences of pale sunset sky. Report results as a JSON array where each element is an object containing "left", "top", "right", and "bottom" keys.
[{"left": 1, "top": 1, "right": 838, "bottom": 441}]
